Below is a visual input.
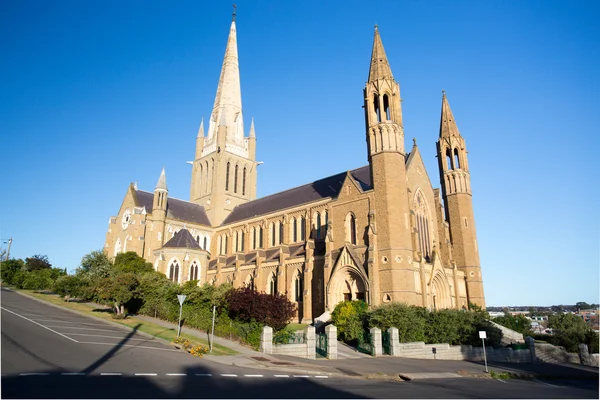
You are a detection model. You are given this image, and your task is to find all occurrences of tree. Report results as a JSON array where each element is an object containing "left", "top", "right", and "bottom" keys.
[
  {"left": 493, "top": 313, "right": 533, "bottom": 336},
  {"left": 53, "top": 275, "right": 87, "bottom": 301},
  {"left": 0, "top": 258, "right": 25, "bottom": 284},
  {"left": 113, "top": 252, "right": 153, "bottom": 274},
  {"left": 24, "top": 255, "right": 51, "bottom": 271},
  {"left": 575, "top": 302, "right": 592, "bottom": 311},
  {"left": 548, "top": 313, "right": 591, "bottom": 352},
  {"left": 96, "top": 272, "right": 139, "bottom": 316},
  {"left": 78, "top": 250, "right": 112, "bottom": 279}
]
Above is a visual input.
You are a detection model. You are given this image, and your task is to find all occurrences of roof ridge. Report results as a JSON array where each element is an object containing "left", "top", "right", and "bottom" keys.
[
  {"left": 237, "top": 165, "right": 370, "bottom": 206},
  {"left": 137, "top": 190, "right": 205, "bottom": 207}
]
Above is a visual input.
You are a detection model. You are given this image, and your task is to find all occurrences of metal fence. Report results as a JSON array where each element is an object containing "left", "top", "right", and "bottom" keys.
[
  {"left": 382, "top": 330, "right": 391, "bottom": 355},
  {"left": 316, "top": 333, "right": 328, "bottom": 358},
  {"left": 357, "top": 330, "right": 373, "bottom": 355},
  {"left": 273, "top": 331, "right": 306, "bottom": 345}
]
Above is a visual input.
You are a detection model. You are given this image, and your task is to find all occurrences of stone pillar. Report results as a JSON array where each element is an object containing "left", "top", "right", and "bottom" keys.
[
  {"left": 305, "top": 325, "right": 316, "bottom": 360},
  {"left": 578, "top": 343, "right": 590, "bottom": 366},
  {"left": 370, "top": 327, "right": 382, "bottom": 357},
  {"left": 388, "top": 327, "right": 401, "bottom": 357},
  {"left": 525, "top": 336, "right": 536, "bottom": 363},
  {"left": 326, "top": 324, "right": 338, "bottom": 360},
  {"left": 260, "top": 326, "right": 273, "bottom": 354}
]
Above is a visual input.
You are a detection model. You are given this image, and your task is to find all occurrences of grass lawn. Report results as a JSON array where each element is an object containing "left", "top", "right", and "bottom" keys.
[
  {"left": 287, "top": 323, "right": 309, "bottom": 331},
  {"left": 17, "top": 289, "right": 237, "bottom": 356}
]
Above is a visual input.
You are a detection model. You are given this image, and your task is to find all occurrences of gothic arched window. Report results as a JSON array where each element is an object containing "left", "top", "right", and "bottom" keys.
[
  {"left": 234, "top": 164, "right": 239, "bottom": 193},
  {"left": 315, "top": 212, "right": 321, "bottom": 239},
  {"left": 383, "top": 94, "right": 390, "bottom": 120},
  {"left": 242, "top": 167, "right": 247, "bottom": 195},
  {"left": 292, "top": 217, "right": 297, "bottom": 242},
  {"left": 189, "top": 259, "right": 199, "bottom": 282},
  {"left": 294, "top": 270, "right": 303, "bottom": 302},
  {"left": 346, "top": 213, "right": 357, "bottom": 245},
  {"left": 203, "top": 236, "right": 207, "bottom": 250},
  {"left": 225, "top": 162, "right": 230, "bottom": 191},
  {"left": 268, "top": 272, "right": 278, "bottom": 295},
  {"left": 414, "top": 191, "right": 432, "bottom": 261},
  {"left": 270, "top": 223, "right": 276, "bottom": 247},
  {"left": 446, "top": 148, "right": 453, "bottom": 170},
  {"left": 373, "top": 94, "right": 381, "bottom": 123},
  {"left": 454, "top": 148, "right": 461, "bottom": 169},
  {"left": 169, "top": 260, "right": 180, "bottom": 283},
  {"left": 258, "top": 226, "right": 263, "bottom": 248},
  {"left": 300, "top": 216, "right": 306, "bottom": 241}
]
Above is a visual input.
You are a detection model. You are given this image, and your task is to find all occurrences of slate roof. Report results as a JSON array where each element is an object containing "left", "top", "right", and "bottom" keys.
[
  {"left": 222, "top": 165, "right": 373, "bottom": 225},
  {"left": 162, "top": 228, "right": 201, "bottom": 249},
  {"left": 134, "top": 190, "right": 211, "bottom": 226},
  {"left": 289, "top": 244, "right": 306, "bottom": 258}
]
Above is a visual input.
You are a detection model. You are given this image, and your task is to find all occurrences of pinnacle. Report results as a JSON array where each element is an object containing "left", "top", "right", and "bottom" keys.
[
  {"left": 155, "top": 167, "right": 168, "bottom": 191},
  {"left": 197, "top": 118, "right": 205, "bottom": 138},
  {"left": 368, "top": 25, "right": 393, "bottom": 82},
  {"left": 439, "top": 91, "right": 461, "bottom": 138}
]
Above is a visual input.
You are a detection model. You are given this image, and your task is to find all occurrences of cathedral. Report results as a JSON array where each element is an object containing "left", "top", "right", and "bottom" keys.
[{"left": 105, "top": 14, "right": 485, "bottom": 323}]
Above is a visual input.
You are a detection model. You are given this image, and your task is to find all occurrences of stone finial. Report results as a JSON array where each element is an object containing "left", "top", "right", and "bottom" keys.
[{"left": 155, "top": 167, "right": 168, "bottom": 191}]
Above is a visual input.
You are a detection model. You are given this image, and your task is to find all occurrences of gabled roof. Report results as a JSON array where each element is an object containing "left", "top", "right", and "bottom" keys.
[
  {"left": 134, "top": 190, "right": 211, "bottom": 226},
  {"left": 163, "top": 228, "right": 201, "bottom": 249},
  {"left": 222, "top": 165, "right": 372, "bottom": 225}
]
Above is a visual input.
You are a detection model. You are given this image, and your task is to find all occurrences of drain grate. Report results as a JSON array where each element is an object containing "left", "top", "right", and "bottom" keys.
[
  {"left": 271, "top": 361, "right": 295, "bottom": 365},
  {"left": 251, "top": 357, "right": 271, "bottom": 362}
]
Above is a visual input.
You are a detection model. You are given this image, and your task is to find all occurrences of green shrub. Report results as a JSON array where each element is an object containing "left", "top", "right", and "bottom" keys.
[
  {"left": 331, "top": 300, "right": 368, "bottom": 342},
  {"left": 367, "top": 303, "right": 427, "bottom": 343}
]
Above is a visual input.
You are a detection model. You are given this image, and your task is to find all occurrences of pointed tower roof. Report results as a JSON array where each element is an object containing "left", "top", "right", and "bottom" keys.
[
  {"left": 155, "top": 167, "right": 168, "bottom": 191},
  {"left": 197, "top": 118, "right": 204, "bottom": 138},
  {"left": 211, "top": 19, "right": 243, "bottom": 133},
  {"left": 163, "top": 228, "right": 201, "bottom": 249},
  {"left": 368, "top": 25, "right": 393, "bottom": 82},
  {"left": 439, "top": 91, "right": 461, "bottom": 138},
  {"left": 249, "top": 118, "right": 255, "bottom": 137}
]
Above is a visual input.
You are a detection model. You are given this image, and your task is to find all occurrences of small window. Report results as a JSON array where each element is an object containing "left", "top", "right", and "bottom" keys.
[
  {"left": 454, "top": 148, "right": 461, "bottom": 169},
  {"left": 446, "top": 149, "right": 452, "bottom": 170},
  {"left": 169, "top": 261, "right": 180, "bottom": 283},
  {"left": 225, "top": 162, "right": 230, "bottom": 191},
  {"left": 242, "top": 167, "right": 247, "bottom": 195},
  {"left": 234, "top": 164, "right": 239, "bottom": 193}
]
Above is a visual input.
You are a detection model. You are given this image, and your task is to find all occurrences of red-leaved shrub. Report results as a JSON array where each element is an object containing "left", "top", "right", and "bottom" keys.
[{"left": 226, "top": 287, "right": 296, "bottom": 331}]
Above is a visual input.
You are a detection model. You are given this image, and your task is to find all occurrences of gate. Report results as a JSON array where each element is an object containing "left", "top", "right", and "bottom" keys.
[
  {"left": 356, "top": 330, "right": 372, "bottom": 355},
  {"left": 382, "top": 330, "right": 391, "bottom": 355},
  {"left": 316, "top": 333, "right": 328, "bottom": 358}
]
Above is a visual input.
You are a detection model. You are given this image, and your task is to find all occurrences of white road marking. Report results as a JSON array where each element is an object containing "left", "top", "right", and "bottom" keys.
[
  {"left": 243, "top": 374, "right": 263, "bottom": 377},
  {"left": 61, "top": 372, "right": 85, "bottom": 376},
  {"left": 43, "top": 326, "right": 122, "bottom": 333},
  {"left": 274, "top": 375, "right": 290, "bottom": 377},
  {"left": 496, "top": 378, "right": 507, "bottom": 383},
  {"left": 76, "top": 341, "right": 179, "bottom": 352},
  {"left": 166, "top": 373, "right": 187, "bottom": 376},
  {"left": 19, "top": 373, "right": 50, "bottom": 376},
  {"left": 100, "top": 373, "right": 122, "bottom": 376},
  {"left": 61, "top": 333, "right": 150, "bottom": 341},
  {"left": 195, "top": 373, "right": 212, "bottom": 377},
  {"left": 1, "top": 307, "right": 79, "bottom": 343},
  {"left": 30, "top": 319, "right": 116, "bottom": 327},
  {"left": 293, "top": 375, "right": 310, "bottom": 378},
  {"left": 314, "top": 376, "right": 329, "bottom": 379},
  {"left": 220, "top": 374, "right": 238, "bottom": 377},
  {"left": 135, "top": 373, "right": 157, "bottom": 376}
]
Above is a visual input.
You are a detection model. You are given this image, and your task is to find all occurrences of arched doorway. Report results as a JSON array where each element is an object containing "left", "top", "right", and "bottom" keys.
[
  {"left": 327, "top": 266, "right": 368, "bottom": 310},
  {"left": 430, "top": 271, "right": 452, "bottom": 310}
]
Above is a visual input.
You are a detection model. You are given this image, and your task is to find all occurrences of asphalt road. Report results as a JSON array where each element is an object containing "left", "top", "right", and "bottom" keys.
[{"left": 1, "top": 288, "right": 597, "bottom": 399}]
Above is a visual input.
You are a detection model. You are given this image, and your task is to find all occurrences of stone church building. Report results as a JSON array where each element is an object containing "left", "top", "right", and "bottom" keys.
[{"left": 105, "top": 15, "right": 486, "bottom": 323}]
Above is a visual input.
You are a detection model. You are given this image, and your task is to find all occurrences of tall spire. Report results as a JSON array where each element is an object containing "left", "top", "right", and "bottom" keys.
[
  {"left": 249, "top": 117, "right": 255, "bottom": 137},
  {"left": 155, "top": 167, "right": 168, "bottom": 191},
  {"left": 368, "top": 25, "right": 393, "bottom": 82},
  {"left": 439, "top": 91, "right": 461, "bottom": 138},
  {"left": 208, "top": 17, "right": 243, "bottom": 142},
  {"left": 197, "top": 118, "right": 204, "bottom": 138}
]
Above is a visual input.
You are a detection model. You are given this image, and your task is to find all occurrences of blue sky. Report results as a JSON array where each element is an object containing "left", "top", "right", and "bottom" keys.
[{"left": 1, "top": 0, "right": 598, "bottom": 307}]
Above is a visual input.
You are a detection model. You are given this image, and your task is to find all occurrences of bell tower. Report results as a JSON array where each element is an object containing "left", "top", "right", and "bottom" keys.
[
  {"left": 190, "top": 11, "right": 257, "bottom": 226},
  {"left": 436, "top": 91, "right": 485, "bottom": 308},
  {"left": 364, "top": 26, "right": 416, "bottom": 305}
]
